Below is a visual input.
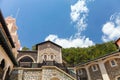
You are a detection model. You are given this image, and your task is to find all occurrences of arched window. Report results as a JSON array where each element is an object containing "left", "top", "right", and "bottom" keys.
[
  {"left": 51, "top": 55, "right": 53, "bottom": 59},
  {"left": 19, "top": 56, "right": 34, "bottom": 62},
  {"left": 44, "top": 55, "right": 47, "bottom": 60}
]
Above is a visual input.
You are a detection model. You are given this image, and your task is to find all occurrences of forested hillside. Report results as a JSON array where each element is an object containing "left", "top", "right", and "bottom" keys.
[{"left": 62, "top": 41, "right": 118, "bottom": 66}]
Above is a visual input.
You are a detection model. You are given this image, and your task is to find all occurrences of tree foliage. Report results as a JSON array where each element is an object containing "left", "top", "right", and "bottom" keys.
[
  {"left": 62, "top": 41, "right": 117, "bottom": 66},
  {"left": 22, "top": 46, "right": 29, "bottom": 51}
]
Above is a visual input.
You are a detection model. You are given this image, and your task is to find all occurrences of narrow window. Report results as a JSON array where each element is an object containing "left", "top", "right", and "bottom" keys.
[
  {"left": 110, "top": 59, "right": 117, "bottom": 67},
  {"left": 51, "top": 55, "right": 53, "bottom": 59},
  {"left": 92, "top": 65, "right": 98, "bottom": 71},
  {"left": 77, "top": 69, "right": 83, "bottom": 75},
  {"left": 44, "top": 55, "right": 47, "bottom": 60}
]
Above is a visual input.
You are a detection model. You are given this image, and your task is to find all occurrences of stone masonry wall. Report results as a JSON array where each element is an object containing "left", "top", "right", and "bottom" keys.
[
  {"left": 76, "top": 68, "right": 87, "bottom": 80},
  {"left": 89, "top": 64, "right": 103, "bottom": 80},
  {"left": 105, "top": 58, "right": 120, "bottom": 80},
  {"left": 10, "top": 69, "right": 42, "bottom": 80},
  {"left": 42, "top": 67, "right": 75, "bottom": 80}
]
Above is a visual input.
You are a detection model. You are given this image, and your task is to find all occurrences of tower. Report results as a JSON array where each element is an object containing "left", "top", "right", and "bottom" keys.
[{"left": 5, "top": 16, "right": 21, "bottom": 50}]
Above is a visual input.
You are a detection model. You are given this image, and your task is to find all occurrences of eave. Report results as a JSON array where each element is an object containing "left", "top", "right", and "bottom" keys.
[{"left": 0, "top": 28, "right": 18, "bottom": 66}]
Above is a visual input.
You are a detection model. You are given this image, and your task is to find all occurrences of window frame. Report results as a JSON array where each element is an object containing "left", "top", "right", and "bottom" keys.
[
  {"left": 91, "top": 64, "right": 98, "bottom": 72},
  {"left": 109, "top": 59, "right": 117, "bottom": 67}
]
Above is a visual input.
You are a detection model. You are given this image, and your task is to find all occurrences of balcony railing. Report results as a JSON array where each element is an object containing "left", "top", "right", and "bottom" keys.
[{"left": 19, "top": 61, "right": 76, "bottom": 78}]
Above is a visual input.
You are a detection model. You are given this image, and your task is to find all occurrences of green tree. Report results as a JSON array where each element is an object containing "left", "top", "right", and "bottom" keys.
[
  {"left": 22, "top": 46, "right": 29, "bottom": 51},
  {"left": 32, "top": 45, "right": 36, "bottom": 50}
]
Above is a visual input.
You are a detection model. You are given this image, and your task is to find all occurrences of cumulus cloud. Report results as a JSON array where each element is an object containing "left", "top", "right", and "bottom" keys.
[
  {"left": 102, "top": 13, "right": 120, "bottom": 42},
  {"left": 70, "top": 0, "right": 90, "bottom": 35},
  {"left": 45, "top": 34, "right": 94, "bottom": 48},
  {"left": 44, "top": 0, "right": 95, "bottom": 48}
]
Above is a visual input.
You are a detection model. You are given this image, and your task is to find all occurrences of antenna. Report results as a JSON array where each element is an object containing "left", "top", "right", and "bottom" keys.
[{"left": 15, "top": 8, "right": 20, "bottom": 19}]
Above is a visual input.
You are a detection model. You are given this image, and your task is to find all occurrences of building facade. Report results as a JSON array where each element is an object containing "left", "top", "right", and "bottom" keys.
[
  {"left": 76, "top": 39, "right": 120, "bottom": 80},
  {"left": 1, "top": 10, "right": 120, "bottom": 80},
  {"left": 0, "top": 11, "right": 18, "bottom": 80},
  {"left": 10, "top": 41, "right": 76, "bottom": 80}
]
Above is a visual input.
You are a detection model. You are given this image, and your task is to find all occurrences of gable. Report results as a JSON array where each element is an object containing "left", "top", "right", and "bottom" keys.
[{"left": 36, "top": 41, "right": 62, "bottom": 51}]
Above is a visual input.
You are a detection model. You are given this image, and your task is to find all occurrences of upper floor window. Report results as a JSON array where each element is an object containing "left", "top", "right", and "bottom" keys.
[
  {"left": 92, "top": 64, "right": 98, "bottom": 72},
  {"left": 110, "top": 59, "right": 117, "bottom": 67},
  {"left": 44, "top": 55, "right": 47, "bottom": 60},
  {"left": 51, "top": 55, "right": 53, "bottom": 59}
]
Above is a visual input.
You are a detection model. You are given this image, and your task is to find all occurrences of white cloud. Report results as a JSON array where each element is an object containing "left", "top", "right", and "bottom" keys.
[
  {"left": 70, "top": 0, "right": 90, "bottom": 34},
  {"left": 44, "top": 0, "right": 95, "bottom": 48},
  {"left": 102, "top": 13, "right": 120, "bottom": 42},
  {"left": 45, "top": 34, "right": 94, "bottom": 48}
]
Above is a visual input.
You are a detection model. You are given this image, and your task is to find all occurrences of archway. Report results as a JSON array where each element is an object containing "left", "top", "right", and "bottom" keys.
[
  {"left": 19, "top": 56, "right": 34, "bottom": 62},
  {"left": 50, "top": 77, "right": 60, "bottom": 80},
  {"left": 0, "top": 59, "right": 5, "bottom": 79},
  {"left": 18, "top": 56, "right": 35, "bottom": 67},
  {"left": 117, "top": 77, "right": 120, "bottom": 80},
  {"left": 115, "top": 75, "right": 120, "bottom": 80},
  {"left": 18, "top": 55, "right": 35, "bottom": 62},
  {"left": 5, "top": 67, "right": 10, "bottom": 80}
]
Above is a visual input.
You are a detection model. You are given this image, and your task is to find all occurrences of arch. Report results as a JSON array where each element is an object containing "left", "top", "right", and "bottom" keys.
[
  {"left": 0, "top": 59, "right": 5, "bottom": 69},
  {"left": 50, "top": 53, "right": 55, "bottom": 60},
  {"left": 87, "top": 62, "right": 98, "bottom": 68},
  {"left": 50, "top": 77, "right": 60, "bottom": 80},
  {"left": 0, "top": 59, "right": 5, "bottom": 79},
  {"left": 5, "top": 66, "right": 10, "bottom": 80},
  {"left": 18, "top": 55, "right": 36, "bottom": 62},
  {"left": 115, "top": 75, "right": 120, "bottom": 80},
  {"left": 103, "top": 56, "right": 120, "bottom": 63}
]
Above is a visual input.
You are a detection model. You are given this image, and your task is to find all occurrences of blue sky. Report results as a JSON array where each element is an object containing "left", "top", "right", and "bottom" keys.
[{"left": 1, "top": 0, "right": 120, "bottom": 49}]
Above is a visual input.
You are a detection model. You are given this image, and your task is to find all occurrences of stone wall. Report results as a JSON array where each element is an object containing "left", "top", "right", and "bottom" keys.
[
  {"left": 17, "top": 51, "right": 37, "bottom": 62},
  {"left": 42, "top": 66, "right": 75, "bottom": 80},
  {"left": 10, "top": 67, "right": 75, "bottom": 80},
  {"left": 76, "top": 68, "right": 87, "bottom": 80},
  {"left": 88, "top": 64, "right": 103, "bottom": 80},
  {"left": 10, "top": 69, "right": 42, "bottom": 80},
  {"left": 38, "top": 42, "right": 61, "bottom": 52},
  {"left": 38, "top": 48, "right": 62, "bottom": 63},
  {"left": 9, "top": 69, "right": 18, "bottom": 80},
  {"left": 105, "top": 58, "right": 120, "bottom": 80},
  {"left": 23, "top": 70, "right": 42, "bottom": 80}
]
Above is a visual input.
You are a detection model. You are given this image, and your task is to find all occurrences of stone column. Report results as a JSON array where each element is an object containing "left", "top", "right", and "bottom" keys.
[
  {"left": 18, "top": 69, "right": 23, "bottom": 80},
  {"left": 85, "top": 66, "right": 91, "bottom": 80},
  {"left": 98, "top": 61, "right": 110, "bottom": 80},
  {"left": 2, "top": 67, "right": 8, "bottom": 80}
]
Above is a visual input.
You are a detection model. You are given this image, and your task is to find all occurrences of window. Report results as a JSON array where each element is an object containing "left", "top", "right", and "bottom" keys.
[
  {"left": 92, "top": 65, "right": 98, "bottom": 71},
  {"left": 110, "top": 59, "right": 117, "bottom": 67},
  {"left": 44, "top": 55, "right": 47, "bottom": 60},
  {"left": 51, "top": 55, "right": 53, "bottom": 59},
  {"left": 77, "top": 69, "right": 83, "bottom": 75}
]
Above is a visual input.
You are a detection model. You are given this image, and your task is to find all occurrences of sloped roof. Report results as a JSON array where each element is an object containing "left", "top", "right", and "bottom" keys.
[{"left": 36, "top": 40, "right": 62, "bottom": 50}]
